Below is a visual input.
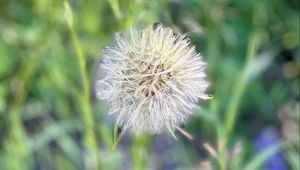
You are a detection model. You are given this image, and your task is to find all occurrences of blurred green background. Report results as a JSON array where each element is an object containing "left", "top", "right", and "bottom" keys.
[{"left": 0, "top": 0, "right": 299, "bottom": 170}]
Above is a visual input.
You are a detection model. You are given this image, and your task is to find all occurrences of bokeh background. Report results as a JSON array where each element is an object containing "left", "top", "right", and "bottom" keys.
[{"left": 0, "top": 0, "right": 299, "bottom": 170}]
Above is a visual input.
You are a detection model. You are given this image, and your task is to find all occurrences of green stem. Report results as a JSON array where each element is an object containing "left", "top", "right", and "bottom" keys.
[
  {"left": 112, "top": 131, "right": 125, "bottom": 150},
  {"left": 131, "top": 135, "right": 149, "bottom": 170},
  {"left": 7, "top": 55, "right": 42, "bottom": 170},
  {"left": 108, "top": 0, "right": 122, "bottom": 19},
  {"left": 224, "top": 32, "right": 261, "bottom": 136},
  {"left": 64, "top": 1, "right": 99, "bottom": 169}
]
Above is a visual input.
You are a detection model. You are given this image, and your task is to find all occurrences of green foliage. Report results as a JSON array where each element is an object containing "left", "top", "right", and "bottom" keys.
[{"left": 0, "top": 0, "right": 299, "bottom": 170}]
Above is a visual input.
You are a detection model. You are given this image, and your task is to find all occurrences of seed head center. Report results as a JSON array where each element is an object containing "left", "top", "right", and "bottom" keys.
[{"left": 136, "top": 63, "right": 172, "bottom": 97}]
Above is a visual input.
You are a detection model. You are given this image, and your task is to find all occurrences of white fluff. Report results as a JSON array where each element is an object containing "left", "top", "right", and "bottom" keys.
[{"left": 95, "top": 25, "right": 209, "bottom": 134}]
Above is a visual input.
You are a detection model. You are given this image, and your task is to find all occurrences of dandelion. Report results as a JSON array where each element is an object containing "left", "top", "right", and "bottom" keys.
[{"left": 95, "top": 24, "right": 209, "bottom": 134}]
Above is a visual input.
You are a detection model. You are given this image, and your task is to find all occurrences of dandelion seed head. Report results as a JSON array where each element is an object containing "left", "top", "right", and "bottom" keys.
[{"left": 95, "top": 24, "right": 209, "bottom": 134}]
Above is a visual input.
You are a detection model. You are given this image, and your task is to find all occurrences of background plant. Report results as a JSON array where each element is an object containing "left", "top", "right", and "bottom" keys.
[{"left": 0, "top": 0, "right": 299, "bottom": 170}]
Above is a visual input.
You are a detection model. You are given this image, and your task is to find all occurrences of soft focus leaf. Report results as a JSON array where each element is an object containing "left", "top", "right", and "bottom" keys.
[{"left": 244, "top": 143, "right": 281, "bottom": 170}]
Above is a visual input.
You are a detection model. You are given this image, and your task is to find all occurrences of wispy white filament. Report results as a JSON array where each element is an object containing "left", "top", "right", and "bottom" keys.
[{"left": 95, "top": 24, "right": 209, "bottom": 134}]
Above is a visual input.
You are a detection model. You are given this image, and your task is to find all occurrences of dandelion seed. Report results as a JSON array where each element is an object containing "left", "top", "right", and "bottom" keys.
[{"left": 95, "top": 24, "right": 209, "bottom": 134}]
